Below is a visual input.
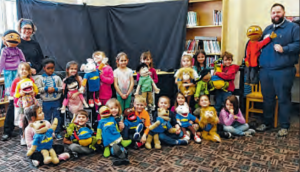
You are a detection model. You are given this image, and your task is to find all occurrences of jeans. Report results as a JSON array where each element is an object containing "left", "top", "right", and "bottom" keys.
[
  {"left": 159, "top": 131, "right": 183, "bottom": 145},
  {"left": 245, "top": 66, "right": 259, "bottom": 84},
  {"left": 117, "top": 94, "right": 132, "bottom": 112},
  {"left": 260, "top": 67, "right": 296, "bottom": 129},
  {"left": 43, "top": 100, "right": 61, "bottom": 133},
  {"left": 69, "top": 143, "right": 94, "bottom": 154},
  {"left": 223, "top": 123, "right": 249, "bottom": 136},
  {"left": 214, "top": 90, "right": 232, "bottom": 115},
  {"left": 3, "top": 100, "right": 15, "bottom": 135}
]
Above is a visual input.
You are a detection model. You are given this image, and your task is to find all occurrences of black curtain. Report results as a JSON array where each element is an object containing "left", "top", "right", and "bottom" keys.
[{"left": 17, "top": 0, "right": 188, "bottom": 71}]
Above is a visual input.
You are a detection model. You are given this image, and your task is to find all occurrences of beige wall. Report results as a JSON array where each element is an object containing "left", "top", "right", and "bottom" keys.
[{"left": 225, "top": 0, "right": 299, "bottom": 65}]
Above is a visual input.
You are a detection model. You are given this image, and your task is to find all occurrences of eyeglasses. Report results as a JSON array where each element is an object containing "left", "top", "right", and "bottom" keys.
[{"left": 22, "top": 27, "right": 33, "bottom": 31}]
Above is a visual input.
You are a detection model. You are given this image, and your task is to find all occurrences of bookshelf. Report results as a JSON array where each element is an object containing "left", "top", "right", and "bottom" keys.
[
  {"left": 186, "top": 0, "right": 227, "bottom": 55},
  {"left": 0, "top": 78, "right": 8, "bottom": 127}
]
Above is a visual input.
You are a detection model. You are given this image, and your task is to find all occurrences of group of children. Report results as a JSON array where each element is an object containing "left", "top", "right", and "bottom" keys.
[{"left": 4, "top": 49, "right": 256, "bottom": 167}]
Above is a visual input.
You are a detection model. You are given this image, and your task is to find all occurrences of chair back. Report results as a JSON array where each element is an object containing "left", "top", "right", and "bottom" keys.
[{"left": 251, "top": 82, "right": 261, "bottom": 93}]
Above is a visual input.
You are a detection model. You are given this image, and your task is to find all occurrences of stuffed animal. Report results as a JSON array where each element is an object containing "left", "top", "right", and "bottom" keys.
[
  {"left": 245, "top": 25, "right": 276, "bottom": 85},
  {"left": 60, "top": 76, "right": 89, "bottom": 113},
  {"left": 65, "top": 113, "right": 98, "bottom": 150},
  {"left": 122, "top": 108, "right": 144, "bottom": 141},
  {"left": 96, "top": 106, "right": 132, "bottom": 159},
  {"left": 79, "top": 58, "right": 101, "bottom": 107},
  {"left": 194, "top": 69, "right": 211, "bottom": 100},
  {"left": 209, "top": 58, "right": 229, "bottom": 92},
  {"left": 176, "top": 67, "right": 196, "bottom": 97},
  {"left": 145, "top": 108, "right": 177, "bottom": 149},
  {"left": 198, "top": 106, "right": 221, "bottom": 142},
  {"left": 134, "top": 63, "right": 160, "bottom": 109},
  {"left": 0, "top": 30, "right": 26, "bottom": 97},
  {"left": 26, "top": 118, "right": 59, "bottom": 165},
  {"left": 175, "top": 105, "right": 201, "bottom": 143}
]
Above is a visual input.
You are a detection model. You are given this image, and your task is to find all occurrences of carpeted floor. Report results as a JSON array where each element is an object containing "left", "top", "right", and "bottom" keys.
[{"left": 0, "top": 109, "right": 299, "bottom": 172}]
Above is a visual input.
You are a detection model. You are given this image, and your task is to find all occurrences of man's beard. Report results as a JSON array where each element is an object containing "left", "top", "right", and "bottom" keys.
[{"left": 272, "top": 16, "right": 284, "bottom": 24}]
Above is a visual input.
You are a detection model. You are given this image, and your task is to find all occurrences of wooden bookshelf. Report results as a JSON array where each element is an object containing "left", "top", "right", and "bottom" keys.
[{"left": 187, "top": 0, "right": 227, "bottom": 52}]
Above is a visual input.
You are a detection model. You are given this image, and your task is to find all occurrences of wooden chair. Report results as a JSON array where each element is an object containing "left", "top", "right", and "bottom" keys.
[{"left": 245, "top": 82, "right": 278, "bottom": 128}]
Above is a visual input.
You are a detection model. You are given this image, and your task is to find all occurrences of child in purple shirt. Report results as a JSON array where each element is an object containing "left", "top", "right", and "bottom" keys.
[{"left": 219, "top": 95, "right": 255, "bottom": 136}]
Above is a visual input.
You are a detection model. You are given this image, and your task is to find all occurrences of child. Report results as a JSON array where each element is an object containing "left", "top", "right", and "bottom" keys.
[
  {"left": 106, "top": 98, "right": 125, "bottom": 131},
  {"left": 174, "top": 54, "right": 198, "bottom": 105},
  {"left": 219, "top": 95, "right": 255, "bottom": 136},
  {"left": 213, "top": 51, "right": 239, "bottom": 113},
  {"left": 9, "top": 62, "right": 34, "bottom": 145},
  {"left": 62, "top": 61, "right": 82, "bottom": 93},
  {"left": 170, "top": 92, "right": 191, "bottom": 114},
  {"left": 63, "top": 110, "right": 95, "bottom": 158},
  {"left": 92, "top": 51, "right": 114, "bottom": 106},
  {"left": 193, "top": 50, "right": 208, "bottom": 76},
  {"left": 133, "top": 95, "right": 151, "bottom": 148},
  {"left": 36, "top": 58, "right": 63, "bottom": 140},
  {"left": 137, "top": 51, "right": 158, "bottom": 84},
  {"left": 151, "top": 96, "right": 187, "bottom": 146},
  {"left": 113, "top": 52, "right": 134, "bottom": 112},
  {"left": 24, "top": 105, "right": 70, "bottom": 167}
]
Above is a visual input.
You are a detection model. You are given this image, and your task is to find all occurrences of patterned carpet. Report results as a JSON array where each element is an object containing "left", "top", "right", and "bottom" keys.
[{"left": 0, "top": 112, "right": 299, "bottom": 172}]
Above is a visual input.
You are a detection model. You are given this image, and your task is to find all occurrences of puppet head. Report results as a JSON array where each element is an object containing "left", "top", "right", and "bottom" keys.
[
  {"left": 200, "top": 108, "right": 219, "bottom": 125},
  {"left": 123, "top": 108, "right": 137, "bottom": 121},
  {"left": 246, "top": 25, "right": 263, "bottom": 41},
  {"left": 15, "top": 78, "right": 38, "bottom": 98},
  {"left": 157, "top": 108, "right": 170, "bottom": 121},
  {"left": 136, "top": 63, "right": 150, "bottom": 77},
  {"left": 198, "top": 69, "right": 211, "bottom": 82},
  {"left": 64, "top": 76, "right": 79, "bottom": 91},
  {"left": 99, "top": 106, "right": 111, "bottom": 118},
  {"left": 80, "top": 58, "right": 96, "bottom": 73},
  {"left": 2, "top": 30, "right": 21, "bottom": 48},
  {"left": 177, "top": 67, "right": 194, "bottom": 81},
  {"left": 29, "top": 120, "right": 49, "bottom": 134},
  {"left": 175, "top": 104, "right": 189, "bottom": 117}
]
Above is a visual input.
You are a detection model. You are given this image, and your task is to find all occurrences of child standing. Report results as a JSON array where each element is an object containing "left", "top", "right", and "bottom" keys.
[
  {"left": 36, "top": 58, "right": 63, "bottom": 140},
  {"left": 92, "top": 51, "right": 114, "bottom": 106},
  {"left": 113, "top": 52, "right": 134, "bottom": 112},
  {"left": 193, "top": 50, "right": 208, "bottom": 76},
  {"left": 213, "top": 51, "right": 239, "bottom": 113},
  {"left": 174, "top": 54, "right": 198, "bottom": 105},
  {"left": 152, "top": 96, "right": 187, "bottom": 146},
  {"left": 106, "top": 98, "right": 125, "bottom": 132},
  {"left": 219, "top": 95, "right": 255, "bottom": 136}
]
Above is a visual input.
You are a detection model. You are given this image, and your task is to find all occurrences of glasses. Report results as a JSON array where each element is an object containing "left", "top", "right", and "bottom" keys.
[{"left": 22, "top": 27, "right": 33, "bottom": 31}]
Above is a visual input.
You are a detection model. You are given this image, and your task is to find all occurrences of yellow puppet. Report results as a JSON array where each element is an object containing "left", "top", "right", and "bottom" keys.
[
  {"left": 177, "top": 67, "right": 196, "bottom": 97},
  {"left": 199, "top": 106, "right": 221, "bottom": 142}
]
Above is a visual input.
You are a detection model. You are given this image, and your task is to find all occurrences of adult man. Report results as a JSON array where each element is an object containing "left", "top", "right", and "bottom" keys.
[{"left": 256, "top": 3, "right": 300, "bottom": 136}]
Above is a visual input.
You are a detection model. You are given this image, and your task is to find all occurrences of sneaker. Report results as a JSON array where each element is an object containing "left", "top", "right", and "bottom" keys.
[
  {"left": 94, "top": 99, "right": 101, "bottom": 106},
  {"left": 55, "top": 133, "right": 63, "bottom": 140},
  {"left": 256, "top": 124, "right": 271, "bottom": 132},
  {"left": 194, "top": 135, "right": 201, "bottom": 143},
  {"left": 31, "top": 160, "right": 40, "bottom": 167},
  {"left": 247, "top": 129, "right": 256, "bottom": 135},
  {"left": 1, "top": 134, "right": 10, "bottom": 141},
  {"left": 111, "top": 144, "right": 126, "bottom": 159},
  {"left": 133, "top": 123, "right": 143, "bottom": 140},
  {"left": 243, "top": 131, "right": 253, "bottom": 137},
  {"left": 186, "top": 131, "right": 191, "bottom": 137},
  {"left": 277, "top": 128, "right": 288, "bottom": 137},
  {"left": 20, "top": 136, "right": 26, "bottom": 146},
  {"left": 88, "top": 99, "right": 94, "bottom": 107},
  {"left": 182, "top": 134, "right": 190, "bottom": 141}
]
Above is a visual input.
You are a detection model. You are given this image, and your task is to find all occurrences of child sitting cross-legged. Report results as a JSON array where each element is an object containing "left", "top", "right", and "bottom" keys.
[
  {"left": 63, "top": 110, "right": 97, "bottom": 158},
  {"left": 219, "top": 95, "right": 255, "bottom": 137}
]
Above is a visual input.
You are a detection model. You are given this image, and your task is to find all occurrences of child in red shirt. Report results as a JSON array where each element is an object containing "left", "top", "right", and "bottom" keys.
[{"left": 214, "top": 51, "right": 239, "bottom": 114}]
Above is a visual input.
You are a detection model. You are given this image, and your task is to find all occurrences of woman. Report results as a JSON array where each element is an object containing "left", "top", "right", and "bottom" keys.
[{"left": 1, "top": 18, "right": 44, "bottom": 142}]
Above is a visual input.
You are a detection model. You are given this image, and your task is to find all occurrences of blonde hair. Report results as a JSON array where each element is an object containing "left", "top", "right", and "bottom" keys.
[
  {"left": 92, "top": 51, "right": 106, "bottom": 62},
  {"left": 134, "top": 95, "right": 146, "bottom": 104},
  {"left": 181, "top": 54, "right": 193, "bottom": 67},
  {"left": 116, "top": 52, "right": 128, "bottom": 67},
  {"left": 140, "top": 51, "right": 153, "bottom": 68},
  {"left": 18, "top": 62, "right": 32, "bottom": 78},
  {"left": 106, "top": 98, "right": 122, "bottom": 116},
  {"left": 77, "top": 110, "right": 89, "bottom": 118}
]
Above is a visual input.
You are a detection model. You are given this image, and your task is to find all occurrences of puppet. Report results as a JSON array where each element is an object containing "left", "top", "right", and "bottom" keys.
[
  {"left": 245, "top": 25, "right": 276, "bottom": 84},
  {"left": 198, "top": 106, "right": 221, "bottom": 142},
  {"left": 145, "top": 108, "right": 177, "bottom": 149},
  {"left": 26, "top": 118, "right": 59, "bottom": 165},
  {"left": 175, "top": 105, "right": 201, "bottom": 143},
  {"left": 79, "top": 58, "right": 101, "bottom": 107},
  {"left": 176, "top": 67, "right": 196, "bottom": 97},
  {"left": 96, "top": 106, "right": 132, "bottom": 161},
  {"left": 122, "top": 108, "right": 144, "bottom": 141},
  {"left": 194, "top": 69, "right": 211, "bottom": 100},
  {"left": 209, "top": 58, "right": 229, "bottom": 92},
  {"left": 0, "top": 30, "right": 26, "bottom": 97},
  {"left": 60, "top": 76, "right": 89, "bottom": 114},
  {"left": 134, "top": 63, "right": 160, "bottom": 109}
]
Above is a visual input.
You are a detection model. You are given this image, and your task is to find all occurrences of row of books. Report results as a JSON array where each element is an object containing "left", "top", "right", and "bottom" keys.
[
  {"left": 185, "top": 39, "right": 221, "bottom": 54},
  {"left": 187, "top": 11, "right": 197, "bottom": 27},
  {"left": 213, "top": 10, "right": 222, "bottom": 25},
  {"left": 206, "top": 56, "right": 218, "bottom": 68}
]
